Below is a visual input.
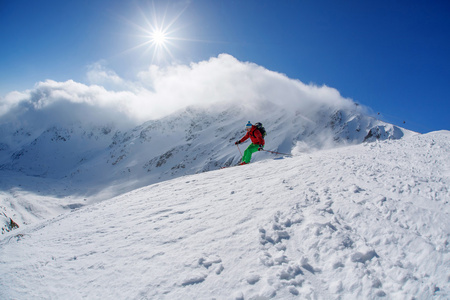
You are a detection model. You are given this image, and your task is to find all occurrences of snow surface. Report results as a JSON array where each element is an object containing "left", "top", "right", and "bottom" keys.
[{"left": 1, "top": 130, "right": 449, "bottom": 299}]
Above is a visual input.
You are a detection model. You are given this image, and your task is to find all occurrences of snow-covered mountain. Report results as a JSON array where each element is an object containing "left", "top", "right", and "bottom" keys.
[
  {"left": 1, "top": 104, "right": 396, "bottom": 181},
  {"left": 1, "top": 130, "right": 448, "bottom": 299}
]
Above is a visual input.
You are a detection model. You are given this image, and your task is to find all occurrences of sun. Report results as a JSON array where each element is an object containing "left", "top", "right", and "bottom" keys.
[
  {"left": 151, "top": 29, "right": 167, "bottom": 47},
  {"left": 145, "top": 24, "right": 175, "bottom": 62},
  {"left": 121, "top": 3, "right": 190, "bottom": 64}
]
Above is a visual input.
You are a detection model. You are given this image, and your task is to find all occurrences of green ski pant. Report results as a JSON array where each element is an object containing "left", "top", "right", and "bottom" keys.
[{"left": 242, "top": 143, "right": 260, "bottom": 163}]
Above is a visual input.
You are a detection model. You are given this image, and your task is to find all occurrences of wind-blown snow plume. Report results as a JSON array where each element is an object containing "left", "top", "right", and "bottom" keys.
[{"left": 0, "top": 54, "right": 362, "bottom": 129}]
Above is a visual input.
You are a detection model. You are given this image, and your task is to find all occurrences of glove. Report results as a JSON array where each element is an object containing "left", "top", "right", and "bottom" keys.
[
  {"left": 235, "top": 140, "right": 241, "bottom": 145},
  {"left": 258, "top": 145, "right": 264, "bottom": 151}
]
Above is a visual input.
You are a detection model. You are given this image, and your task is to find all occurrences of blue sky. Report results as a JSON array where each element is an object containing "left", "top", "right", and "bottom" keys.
[{"left": 1, "top": 0, "right": 449, "bottom": 133}]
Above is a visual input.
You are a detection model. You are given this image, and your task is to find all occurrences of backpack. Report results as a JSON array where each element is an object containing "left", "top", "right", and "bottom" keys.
[{"left": 254, "top": 122, "right": 267, "bottom": 138}]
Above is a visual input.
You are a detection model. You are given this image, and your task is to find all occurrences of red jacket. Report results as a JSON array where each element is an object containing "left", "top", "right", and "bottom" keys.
[{"left": 239, "top": 126, "right": 265, "bottom": 145}]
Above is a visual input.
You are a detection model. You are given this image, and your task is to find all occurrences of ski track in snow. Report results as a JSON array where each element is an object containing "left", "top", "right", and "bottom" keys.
[{"left": 0, "top": 131, "right": 449, "bottom": 299}]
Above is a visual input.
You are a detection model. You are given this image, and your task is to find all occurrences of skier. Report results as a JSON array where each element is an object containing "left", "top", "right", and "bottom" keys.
[{"left": 235, "top": 121, "right": 265, "bottom": 165}]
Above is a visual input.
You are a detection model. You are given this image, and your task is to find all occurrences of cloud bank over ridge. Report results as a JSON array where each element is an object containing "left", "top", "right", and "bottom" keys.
[{"left": 0, "top": 54, "right": 361, "bottom": 129}]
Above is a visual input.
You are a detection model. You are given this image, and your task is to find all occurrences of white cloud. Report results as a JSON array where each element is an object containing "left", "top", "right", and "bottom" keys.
[
  {"left": 0, "top": 54, "right": 362, "bottom": 130},
  {"left": 86, "top": 61, "right": 134, "bottom": 92}
]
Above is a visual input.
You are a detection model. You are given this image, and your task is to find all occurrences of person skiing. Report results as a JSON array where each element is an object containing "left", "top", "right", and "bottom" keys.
[{"left": 235, "top": 121, "right": 265, "bottom": 165}]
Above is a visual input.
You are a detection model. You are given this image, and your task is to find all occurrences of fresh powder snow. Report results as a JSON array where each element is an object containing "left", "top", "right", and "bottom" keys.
[{"left": 1, "top": 130, "right": 449, "bottom": 299}]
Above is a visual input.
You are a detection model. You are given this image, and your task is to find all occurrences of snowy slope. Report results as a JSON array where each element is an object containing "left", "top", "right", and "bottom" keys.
[{"left": 1, "top": 130, "right": 448, "bottom": 299}]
